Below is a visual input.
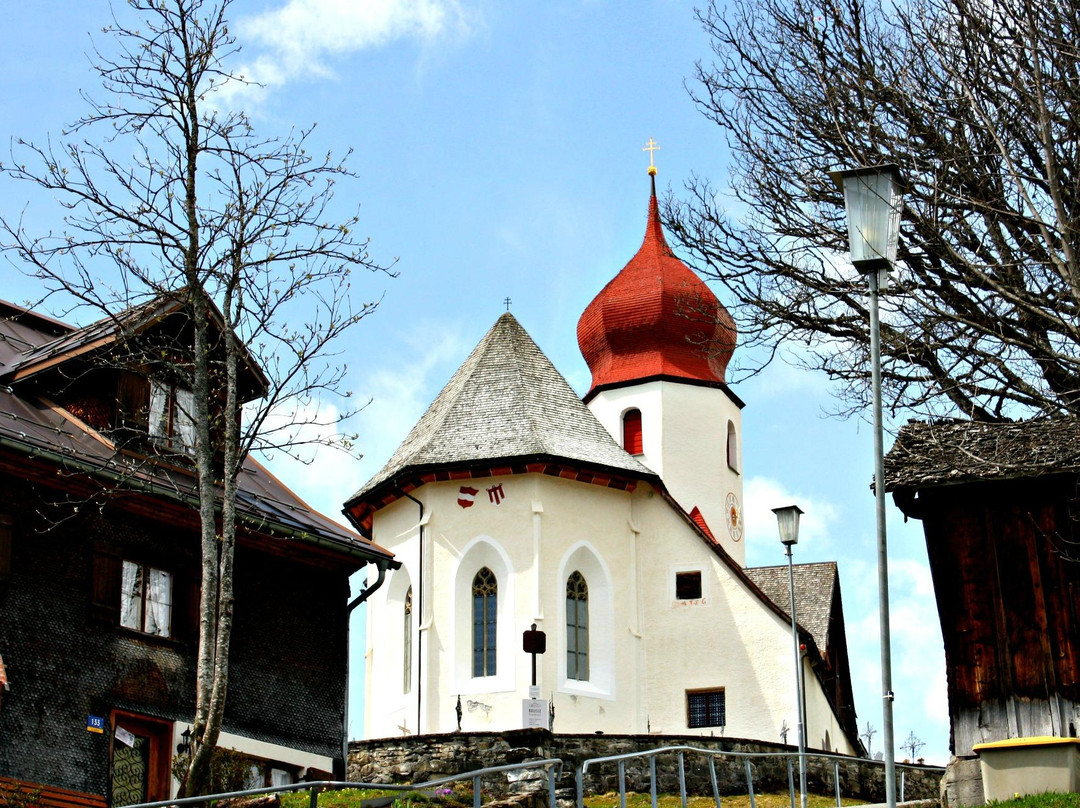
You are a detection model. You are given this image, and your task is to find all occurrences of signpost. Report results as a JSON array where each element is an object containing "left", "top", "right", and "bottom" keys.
[{"left": 522, "top": 623, "right": 548, "bottom": 728}]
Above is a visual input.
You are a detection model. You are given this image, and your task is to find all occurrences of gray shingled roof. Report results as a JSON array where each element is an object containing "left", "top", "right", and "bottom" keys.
[
  {"left": 743, "top": 561, "right": 838, "bottom": 651},
  {"left": 884, "top": 417, "right": 1080, "bottom": 490},
  {"left": 349, "top": 313, "right": 654, "bottom": 503}
]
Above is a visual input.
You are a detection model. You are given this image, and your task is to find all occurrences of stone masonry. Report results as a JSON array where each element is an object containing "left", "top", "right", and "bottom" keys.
[{"left": 349, "top": 731, "right": 943, "bottom": 804}]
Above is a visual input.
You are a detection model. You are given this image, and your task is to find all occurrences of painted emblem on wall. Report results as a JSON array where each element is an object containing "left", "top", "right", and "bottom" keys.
[
  {"left": 726, "top": 491, "right": 743, "bottom": 542},
  {"left": 457, "top": 486, "right": 479, "bottom": 508},
  {"left": 487, "top": 484, "right": 506, "bottom": 505}
]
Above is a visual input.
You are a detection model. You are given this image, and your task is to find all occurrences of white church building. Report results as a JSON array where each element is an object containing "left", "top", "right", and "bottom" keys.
[{"left": 344, "top": 175, "right": 861, "bottom": 754}]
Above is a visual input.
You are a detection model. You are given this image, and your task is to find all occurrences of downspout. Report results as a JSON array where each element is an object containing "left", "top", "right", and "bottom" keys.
[
  {"left": 403, "top": 492, "right": 424, "bottom": 736},
  {"left": 340, "top": 559, "right": 392, "bottom": 779}
]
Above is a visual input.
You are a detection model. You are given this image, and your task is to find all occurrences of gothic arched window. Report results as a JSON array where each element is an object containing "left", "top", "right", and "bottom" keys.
[
  {"left": 566, "top": 570, "right": 589, "bottom": 681},
  {"left": 472, "top": 567, "right": 498, "bottom": 677},
  {"left": 403, "top": 586, "right": 413, "bottom": 693}
]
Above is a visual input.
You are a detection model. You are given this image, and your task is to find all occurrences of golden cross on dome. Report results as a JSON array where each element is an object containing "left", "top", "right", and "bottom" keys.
[{"left": 643, "top": 138, "right": 660, "bottom": 176}]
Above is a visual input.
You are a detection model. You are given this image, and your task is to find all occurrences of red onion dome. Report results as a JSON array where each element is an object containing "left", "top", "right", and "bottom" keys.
[{"left": 578, "top": 182, "right": 736, "bottom": 399}]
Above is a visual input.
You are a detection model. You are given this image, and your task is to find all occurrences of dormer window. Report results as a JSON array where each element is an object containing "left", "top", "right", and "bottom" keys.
[
  {"left": 149, "top": 379, "right": 195, "bottom": 452},
  {"left": 623, "top": 409, "right": 643, "bottom": 455}
]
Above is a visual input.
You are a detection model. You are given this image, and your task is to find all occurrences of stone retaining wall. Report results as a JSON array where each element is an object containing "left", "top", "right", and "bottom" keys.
[{"left": 348, "top": 731, "right": 943, "bottom": 804}]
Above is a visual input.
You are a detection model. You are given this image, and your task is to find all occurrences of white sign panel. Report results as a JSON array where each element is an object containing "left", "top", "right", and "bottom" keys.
[{"left": 522, "top": 698, "right": 548, "bottom": 729}]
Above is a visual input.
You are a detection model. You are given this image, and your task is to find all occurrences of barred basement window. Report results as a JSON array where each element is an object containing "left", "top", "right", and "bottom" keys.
[
  {"left": 472, "top": 567, "right": 497, "bottom": 677},
  {"left": 687, "top": 689, "right": 726, "bottom": 729},
  {"left": 566, "top": 570, "right": 589, "bottom": 681}
]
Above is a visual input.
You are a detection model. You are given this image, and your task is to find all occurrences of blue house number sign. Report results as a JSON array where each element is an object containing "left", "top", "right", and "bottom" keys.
[{"left": 87, "top": 715, "right": 105, "bottom": 734}]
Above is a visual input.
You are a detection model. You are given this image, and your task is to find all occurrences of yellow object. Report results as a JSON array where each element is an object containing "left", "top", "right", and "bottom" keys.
[
  {"left": 643, "top": 138, "right": 660, "bottom": 174},
  {"left": 974, "top": 736, "right": 1080, "bottom": 801}
]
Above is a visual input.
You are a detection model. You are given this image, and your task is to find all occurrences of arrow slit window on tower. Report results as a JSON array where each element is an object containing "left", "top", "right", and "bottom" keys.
[
  {"left": 726, "top": 420, "right": 739, "bottom": 473},
  {"left": 472, "top": 568, "right": 498, "bottom": 677},
  {"left": 623, "top": 409, "right": 643, "bottom": 455},
  {"left": 566, "top": 570, "right": 589, "bottom": 680}
]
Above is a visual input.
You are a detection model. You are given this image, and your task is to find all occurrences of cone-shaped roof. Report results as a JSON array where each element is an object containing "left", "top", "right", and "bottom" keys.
[
  {"left": 577, "top": 178, "right": 736, "bottom": 399},
  {"left": 345, "top": 313, "right": 655, "bottom": 525}
]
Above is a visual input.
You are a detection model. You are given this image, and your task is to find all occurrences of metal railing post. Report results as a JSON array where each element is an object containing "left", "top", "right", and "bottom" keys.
[
  {"left": 649, "top": 755, "right": 658, "bottom": 808},
  {"left": 309, "top": 786, "right": 319, "bottom": 808},
  {"left": 678, "top": 751, "right": 687, "bottom": 808},
  {"left": 787, "top": 758, "right": 796, "bottom": 808},
  {"left": 900, "top": 767, "right": 906, "bottom": 802},
  {"left": 547, "top": 765, "right": 557, "bottom": 808},
  {"left": 618, "top": 760, "right": 627, "bottom": 808},
  {"left": 833, "top": 761, "right": 841, "bottom": 807},
  {"left": 473, "top": 775, "right": 481, "bottom": 808},
  {"left": 708, "top": 755, "right": 721, "bottom": 808},
  {"left": 745, "top": 759, "right": 756, "bottom": 808},
  {"left": 576, "top": 767, "right": 585, "bottom": 808}
]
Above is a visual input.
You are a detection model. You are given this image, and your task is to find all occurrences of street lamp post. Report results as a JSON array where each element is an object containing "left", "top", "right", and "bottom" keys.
[
  {"left": 828, "top": 164, "right": 903, "bottom": 808},
  {"left": 773, "top": 504, "right": 807, "bottom": 808}
]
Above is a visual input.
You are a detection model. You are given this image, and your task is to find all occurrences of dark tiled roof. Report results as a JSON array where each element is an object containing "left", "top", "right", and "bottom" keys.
[
  {"left": 744, "top": 561, "right": 838, "bottom": 651},
  {"left": 884, "top": 417, "right": 1080, "bottom": 490},
  {"left": 0, "top": 298, "right": 393, "bottom": 567},
  {"left": 349, "top": 313, "right": 655, "bottom": 505}
]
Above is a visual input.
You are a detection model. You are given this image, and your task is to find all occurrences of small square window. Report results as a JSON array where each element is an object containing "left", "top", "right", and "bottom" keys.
[
  {"left": 676, "top": 571, "right": 702, "bottom": 600},
  {"left": 687, "top": 689, "right": 726, "bottom": 729}
]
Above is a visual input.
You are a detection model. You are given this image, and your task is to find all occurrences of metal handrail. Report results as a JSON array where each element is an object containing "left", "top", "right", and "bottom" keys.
[
  {"left": 574, "top": 745, "right": 944, "bottom": 808},
  {"left": 122, "top": 757, "right": 564, "bottom": 808}
]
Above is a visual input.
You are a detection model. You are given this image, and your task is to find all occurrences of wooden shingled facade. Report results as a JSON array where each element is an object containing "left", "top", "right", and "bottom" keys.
[{"left": 886, "top": 418, "right": 1080, "bottom": 756}]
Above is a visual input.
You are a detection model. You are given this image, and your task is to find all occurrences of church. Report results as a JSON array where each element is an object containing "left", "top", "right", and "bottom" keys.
[{"left": 343, "top": 168, "right": 861, "bottom": 753}]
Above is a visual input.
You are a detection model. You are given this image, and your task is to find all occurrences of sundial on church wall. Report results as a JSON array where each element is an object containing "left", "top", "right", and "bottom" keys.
[{"left": 726, "top": 491, "right": 743, "bottom": 542}]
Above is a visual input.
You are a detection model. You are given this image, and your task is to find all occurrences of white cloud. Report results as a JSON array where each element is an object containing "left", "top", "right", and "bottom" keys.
[
  {"left": 233, "top": 0, "right": 473, "bottom": 90},
  {"left": 742, "top": 475, "right": 841, "bottom": 558}
]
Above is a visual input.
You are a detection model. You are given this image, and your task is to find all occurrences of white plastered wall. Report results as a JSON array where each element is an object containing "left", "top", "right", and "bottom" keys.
[
  {"left": 363, "top": 473, "right": 853, "bottom": 749},
  {"left": 587, "top": 381, "right": 745, "bottom": 566}
]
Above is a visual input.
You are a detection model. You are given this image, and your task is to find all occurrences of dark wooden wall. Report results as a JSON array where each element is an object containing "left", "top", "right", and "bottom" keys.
[{"left": 905, "top": 476, "right": 1080, "bottom": 754}]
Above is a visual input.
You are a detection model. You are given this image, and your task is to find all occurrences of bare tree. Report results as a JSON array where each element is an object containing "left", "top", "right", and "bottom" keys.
[
  {"left": 0, "top": 0, "right": 390, "bottom": 795},
  {"left": 668, "top": 0, "right": 1080, "bottom": 421}
]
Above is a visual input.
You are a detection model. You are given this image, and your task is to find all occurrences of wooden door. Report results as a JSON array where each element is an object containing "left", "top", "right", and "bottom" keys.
[{"left": 110, "top": 712, "right": 172, "bottom": 807}]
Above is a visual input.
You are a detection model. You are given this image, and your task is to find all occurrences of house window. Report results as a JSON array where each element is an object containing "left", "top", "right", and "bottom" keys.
[
  {"left": 120, "top": 560, "right": 173, "bottom": 637},
  {"left": 676, "top": 571, "right": 702, "bottom": 600},
  {"left": 726, "top": 421, "right": 739, "bottom": 473},
  {"left": 623, "top": 409, "right": 643, "bottom": 455},
  {"left": 566, "top": 570, "right": 589, "bottom": 681},
  {"left": 472, "top": 567, "right": 497, "bottom": 677},
  {"left": 687, "top": 689, "right": 726, "bottom": 729},
  {"left": 149, "top": 379, "right": 195, "bottom": 452},
  {"left": 403, "top": 587, "right": 413, "bottom": 694}
]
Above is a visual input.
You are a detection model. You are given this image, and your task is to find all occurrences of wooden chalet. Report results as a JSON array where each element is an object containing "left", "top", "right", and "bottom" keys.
[
  {"left": 885, "top": 418, "right": 1080, "bottom": 756},
  {"left": 0, "top": 295, "right": 396, "bottom": 807}
]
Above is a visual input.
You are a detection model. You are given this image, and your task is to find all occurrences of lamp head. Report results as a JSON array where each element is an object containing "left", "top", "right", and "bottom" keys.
[
  {"left": 828, "top": 164, "right": 903, "bottom": 274},
  {"left": 772, "top": 504, "right": 804, "bottom": 547}
]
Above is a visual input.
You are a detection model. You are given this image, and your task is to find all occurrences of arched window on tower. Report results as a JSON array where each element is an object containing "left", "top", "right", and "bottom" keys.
[
  {"left": 566, "top": 570, "right": 589, "bottom": 681},
  {"left": 623, "top": 409, "right": 643, "bottom": 455},
  {"left": 472, "top": 567, "right": 498, "bottom": 677},
  {"left": 403, "top": 586, "right": 413, "bottom": 693},
  {"left": 726, "top": 420, "right": 739, "bottom": 473}
]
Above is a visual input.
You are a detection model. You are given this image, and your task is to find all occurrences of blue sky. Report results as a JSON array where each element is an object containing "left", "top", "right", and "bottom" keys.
[{"left": 0, "top": 0, "right": 949, "bottom": 764}]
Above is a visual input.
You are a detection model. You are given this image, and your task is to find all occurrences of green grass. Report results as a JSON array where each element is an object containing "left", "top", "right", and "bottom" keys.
[
  {"left": 280, "top": 784, "right": 474, "bottom": 808},
  {"left": 989, "top": 795, "right": 1080, "bottom": 808}
]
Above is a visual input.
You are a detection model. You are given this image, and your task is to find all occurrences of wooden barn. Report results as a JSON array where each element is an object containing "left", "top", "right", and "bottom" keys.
[{"left": 885, "top": 418, "right": 1080, "bottom": 757}]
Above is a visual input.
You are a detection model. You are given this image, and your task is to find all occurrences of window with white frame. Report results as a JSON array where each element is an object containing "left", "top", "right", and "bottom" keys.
[{"left": 120, "top": 560, "right": 173, "bottom": 637}]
